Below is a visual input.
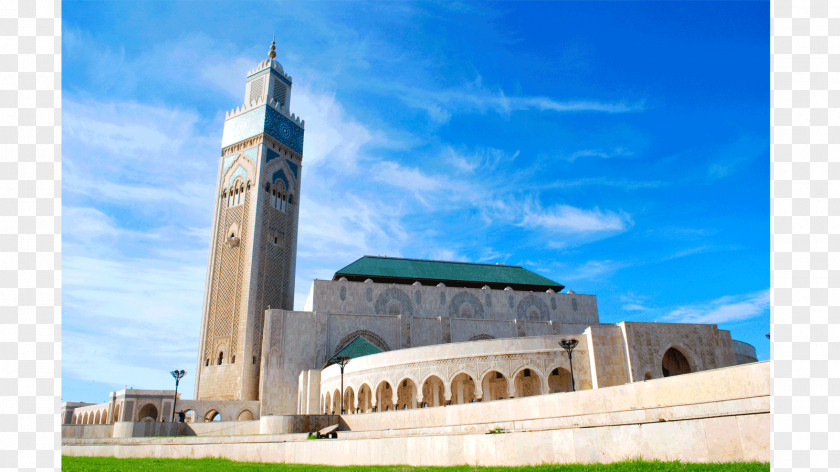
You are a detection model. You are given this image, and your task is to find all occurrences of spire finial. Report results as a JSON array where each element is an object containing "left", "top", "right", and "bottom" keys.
[{"left": 268, "top": 37, "right": 276, "bottom": 59}]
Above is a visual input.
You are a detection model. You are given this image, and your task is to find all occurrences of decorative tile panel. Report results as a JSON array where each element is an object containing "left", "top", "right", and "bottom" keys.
[
  {"left": 222, "top": 155, "right": 237, "bottom": 174},
  {"left": 285, "top": 159, "right": 298, "bottom": 179},
  {"left": 242, "top": 146, "right": 259, "bottom": 162},
  {"left": 271, "top": 169, "right": 289, "bottom": 190},
  {"left": 266, "top": 147, "right": 281, "bottom": 163},
  {"left": 264, "top": 106, "right": 304, "bottom": 154},
  {"left": 221, "top": 105, "right": 304, "bottom": 155},
  {"left": 228, "top": 165, "right": 248, "bottom": 186}
]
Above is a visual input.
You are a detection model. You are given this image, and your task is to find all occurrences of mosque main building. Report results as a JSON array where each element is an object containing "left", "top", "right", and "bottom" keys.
[{"left": 64, "top": 45, "right": 758, "bottom": 427}]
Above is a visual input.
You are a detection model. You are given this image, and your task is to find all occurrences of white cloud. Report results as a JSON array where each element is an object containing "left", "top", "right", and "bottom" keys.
[
  {"left": 564, "top": 259, "right": 630, "bottom": 281},
  {"left": 62, "top": 253, "right": 206, "bottom": 395},
  {"left": 662, "top": 289, "right": 770, "bottom": 325},
  {"left": 388, "top": 77, "right": 645, "bottom": 121},
  {"left": 566, "top": 147, "right": 634, "bottom": 162},
  {"left": 520, "top": 204, "right": 632, "bottom": 234},
  {"left": 291, "top": 85, "right": 380, "bottom": 170},
  {"left": 707, "top": 135, "right": 768, "bottom": 179}
]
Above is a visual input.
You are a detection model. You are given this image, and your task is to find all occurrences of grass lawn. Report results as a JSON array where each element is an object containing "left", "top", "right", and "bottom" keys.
[{"left": 62, "top": 456, "right": 770, "bottom": 471}]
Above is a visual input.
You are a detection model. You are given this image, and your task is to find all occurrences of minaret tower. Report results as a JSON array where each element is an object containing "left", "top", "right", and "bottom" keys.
[{"left": 195, "top": 40, "right": 305, "bottom": 401}]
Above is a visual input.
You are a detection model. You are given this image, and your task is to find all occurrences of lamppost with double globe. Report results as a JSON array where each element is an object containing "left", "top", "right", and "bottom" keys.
[
  {"left": 334, "top": 356, "right": 351, "bottom": 414},
  {"left": 559, "top": 339, "right": 579, "bottom": 392},
  {"left": 170, "top": 369, "right": 186, "bottom": 422}
]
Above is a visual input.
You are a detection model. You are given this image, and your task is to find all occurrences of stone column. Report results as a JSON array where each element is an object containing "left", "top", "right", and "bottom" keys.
[
  {"left": 506, "top": 376, "right": 517, "bottom": 399},
  {"left": 456, "top": 380, "right": 464, "bottom": 404},
  {"left": 432, "top": 384, "right": 440, "bottom": 407}
]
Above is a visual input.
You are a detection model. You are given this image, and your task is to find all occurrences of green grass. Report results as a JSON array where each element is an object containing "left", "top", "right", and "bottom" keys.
[{"left": 62, "top": 456, "right": 770, "bottom": 471}]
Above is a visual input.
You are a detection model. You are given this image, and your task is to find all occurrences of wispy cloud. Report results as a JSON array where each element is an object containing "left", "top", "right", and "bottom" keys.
[
  {"left": 520, "top": 203, "right": 633, "bottom": 235},
  {"left": 565, "top": 147, "right": 634, "bottom": 162},
  {"left": 564, "top": 259, "right": 631, "bottom": 281},
  {"left": 619, "top": 292, "right": 651, "bottom": 312},
  {"left": 662, "top": 289, "right": 770, "bottom": 325},
  {"left": 389, "top": 77, "right": 646, "bottom": 121},
  {"left": 707, "top": 135, "right": 768, "bottom": 179}
]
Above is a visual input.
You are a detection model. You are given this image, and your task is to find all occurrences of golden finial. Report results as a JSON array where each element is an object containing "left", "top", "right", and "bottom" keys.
[{"left": 268, "top": 37, "right": 276, "bottom": 59}]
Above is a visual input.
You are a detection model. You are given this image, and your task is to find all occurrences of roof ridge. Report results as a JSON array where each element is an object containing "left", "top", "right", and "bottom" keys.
[{"left": 359, "top": 255, "right": 523, "bottom": 269}]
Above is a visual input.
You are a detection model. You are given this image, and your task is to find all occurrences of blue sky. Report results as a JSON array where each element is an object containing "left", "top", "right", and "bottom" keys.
[{"left": 62, "top": 1, "right": 769, "bottom": 403}]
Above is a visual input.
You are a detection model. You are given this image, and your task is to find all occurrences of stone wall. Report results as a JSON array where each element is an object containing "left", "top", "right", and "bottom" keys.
[
  {"left": 63, "top": 362, "right": 770, "bottom": 465},
  {"left": 619, "top": 322, "right": 738, "bottom": 382}
]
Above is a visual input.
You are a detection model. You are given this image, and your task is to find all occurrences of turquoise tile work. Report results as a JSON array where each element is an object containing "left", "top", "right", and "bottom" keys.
[
  {"left": 266, "top": 147, "right": 281, "bottom": 163},
  {"left": 221, "top": 105, "right": 305, "bottom": 154},
  {"left": 264, "top": 106, "right": 304, "bottom": 154},
  {"left": 221, "top": 107, "right": 266, "bottom": 149},
  {"left": 271, "top": 168, "right": 289, "bottom": 190},
  {"left": 285, "top": 159, "right": 298, "bottom": 179},
  {"left": 228, "top": 164, "right": 248, "bottom": 186},
  {"left": 242, "top": 147, "right": 259, "bottom": 162},
  {"left": 222, "top": 155, "right": 237, "bottom": 174}
]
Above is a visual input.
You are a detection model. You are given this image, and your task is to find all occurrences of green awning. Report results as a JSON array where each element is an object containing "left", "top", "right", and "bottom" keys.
[{"left": 324, "top": 336, "right": 384, "bottom": 367}]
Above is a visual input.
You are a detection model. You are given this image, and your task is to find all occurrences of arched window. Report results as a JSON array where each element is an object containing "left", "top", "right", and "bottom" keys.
[
  {"left": 205, "top": 358, "right": 209, "bottom": 367},
  {"left": 231, "top": 355, "right": 236, "bottom": 364},
  {"left": 217, "top": 351, "right": 224, "bottom": 365}
]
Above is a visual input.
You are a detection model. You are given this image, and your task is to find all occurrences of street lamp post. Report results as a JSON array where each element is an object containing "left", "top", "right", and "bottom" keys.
[
  {"left": 170, "top": 369, "right": 186, "bottom": 422},
  {"left": 559, "top": 339, "right": 579, "bottom": 392},
  {"left": 334, "top": 356, "right": 351, "bottom": 414}
]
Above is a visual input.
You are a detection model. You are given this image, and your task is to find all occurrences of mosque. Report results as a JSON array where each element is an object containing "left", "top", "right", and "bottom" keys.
[{"left": 61, "top": 43, "right": 760, "bottom": 443}]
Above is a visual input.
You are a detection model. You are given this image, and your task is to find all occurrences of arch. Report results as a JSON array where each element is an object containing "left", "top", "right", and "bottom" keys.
[
  {"left": 181, "top": 409, "right": 196, "bottom": 423},
  {"left": 269, "top": 347, "right": 281, "bottom": 368},
  {"left": 375, "top": 380, "right": 394, "bottom": 412},
  {"left": 204, "top": 409, "right": 221, "bottom": 422},
  {"left": 448, "top": 291, "right": 484, "bottom": 319},
  {"left": 357, "top": 383, "right": 373, "bottom": 413},
  {"left": 82, "top": 412, "right": 89, "bottom": 424},
  {"left": 217, "top": 351, "right": 224, "bottom": 365},
  {"left": 374, "top": 288, "right": 413, "bottom": 317},
  {"left": 449, "top": 372, "right": 476, "bottom": 405},
  {"left": 334, "top": 330, "right": 391, "bottom": 355},
  {"left": 112, "top": 403, "right": 121, "bottom": 423},
  {"left": 343, "top": 386, "right": 356, "bottom": 414},
  {"left": 396, "top": 377, "right": 418, "bottom": 410},
  {"left": 324, "top": 391, "right": 331, "bottom": 415},
  {"left": 516, "top": 295, "right": 550, "bottom": 321},
  {"left": 468, "top": 334, "right": 495, "bottom": 341},
  {"left": 548, "top": 366, "right": 573, "bottom": 393},
  {"left": 513, "top": 367, "right": 543, "bottom": 398},
  {"left": 481, "top": 370, "right": 510, "bottom": 402},
  {"left": 662, "top": 347, "right": 692, "bottom": 377},
  {"left": 137, "top": 403, "right": 158, "bottom": 422},
  {"left": 96, "top": 410, "right": 103, "bottom": 424},
  {"left": 237, "top": 409, "right": 255, "bottom": 421},
  {"left": 332, "top": 388, "right": 341, "bottom": 415},
  {"left": 421, "top": 375, "right": 445, "bottom": 407},
  {"left": 227, "top": 164, "right": 248, "bottom": 187},
  {"left": 227, "top": 222, "right": 239, "bottom": 239}
]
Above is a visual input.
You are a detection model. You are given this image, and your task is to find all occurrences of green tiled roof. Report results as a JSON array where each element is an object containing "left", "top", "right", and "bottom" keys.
[
  {"left": 325, "top": 336, "right": 384, "bottom": 367},
  {"left": 333, "top": 256, "right": 564, "bottom": 292}
]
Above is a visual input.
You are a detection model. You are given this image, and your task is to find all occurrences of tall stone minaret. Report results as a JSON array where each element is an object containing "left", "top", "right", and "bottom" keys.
[{"left": 195, "top": 40, "right": 304, "bottom": 401}]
